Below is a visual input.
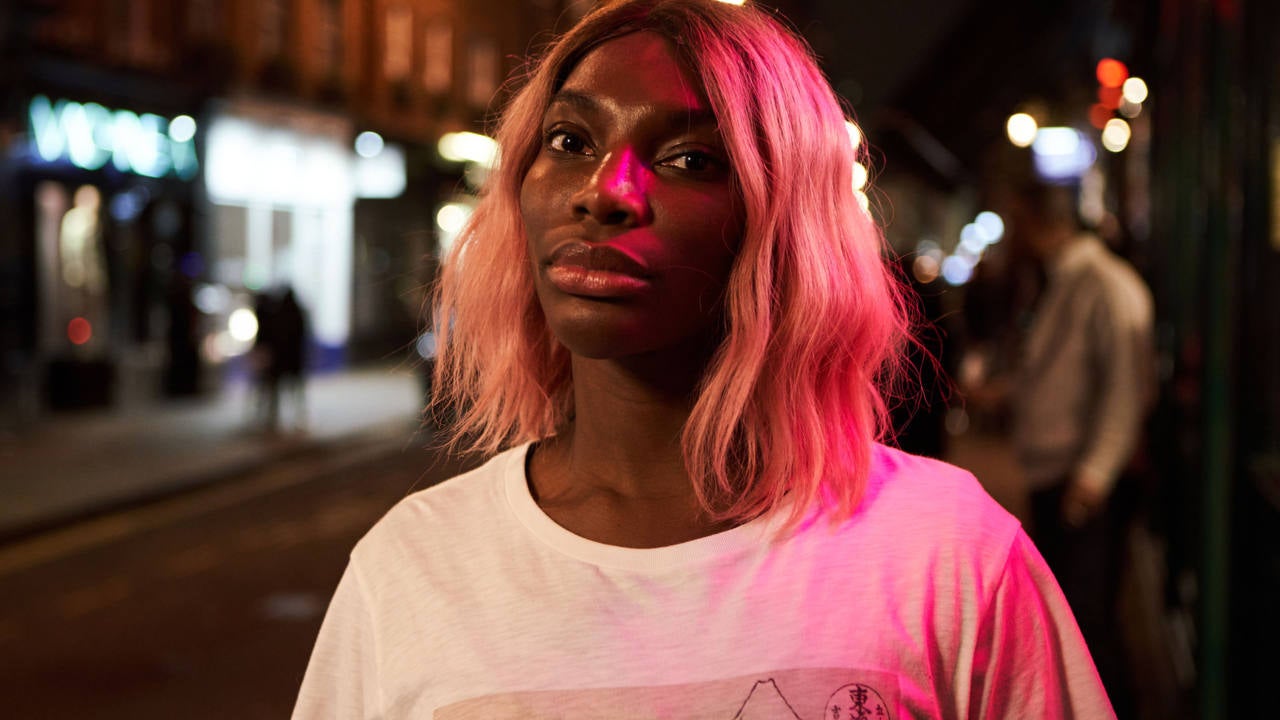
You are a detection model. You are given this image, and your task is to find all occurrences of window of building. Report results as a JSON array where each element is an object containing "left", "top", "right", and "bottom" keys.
[
  {"left": 258, "top": 0, "right": 286, "bottom": 61},
  {"left": 310, "top": 0, "right": 343, "bottom": 79},
  {"left": 421, "top": 19, "right": 453, "bottom": 96},
  {"left": 383, "top": 3, "right": 413, "bottom": 83},
  {"left": 466, "top": 37, "right": 499, "bottom": 109},
  {"left": 186, "top": 0, "right": 224, "bottom": 42}
]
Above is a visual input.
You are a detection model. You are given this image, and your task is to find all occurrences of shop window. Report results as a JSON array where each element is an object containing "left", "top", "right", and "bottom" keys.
[
  {"left": 35, "top": 182, "right": 110, "bottom": 356},
  {"left": 213, "top": 203, "right": 248, "bottom": 288}
]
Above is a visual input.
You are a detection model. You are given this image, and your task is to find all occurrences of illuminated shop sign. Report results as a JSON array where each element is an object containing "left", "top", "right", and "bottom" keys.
[{"left": 27, "top": 95, "right": 199, "bottom": 179}]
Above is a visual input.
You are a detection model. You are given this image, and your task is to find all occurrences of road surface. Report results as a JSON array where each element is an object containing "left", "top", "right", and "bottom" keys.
[{"left": 0, "top": 427, "right": 473, "bottom": 719}]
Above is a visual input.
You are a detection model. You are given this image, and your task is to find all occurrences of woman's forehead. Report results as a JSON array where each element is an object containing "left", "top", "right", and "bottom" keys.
[{"left": 555, "top": 31, "right": 712, "bottom": 117}]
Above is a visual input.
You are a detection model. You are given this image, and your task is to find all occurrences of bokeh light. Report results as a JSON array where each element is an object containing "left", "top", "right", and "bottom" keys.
[
  {"left": 1006, "top": 113, "right": 1038, "bottom": 148},
  {"left": 212, "top": 331, "right": 241, "bottom": 360},
  {"left": 228, "top": 307, "right": 259, "bottom": 343},
  {"left": 437, "top": 131, "right": 497, "bottom": 167},
  {"left": 67, "top": 317, "right": 92, "bottom": 345},
  {"left": 912, "top": 254, "right": 940, "bottom": 284},
  {"left": 845, "top": 121, "right": 862, "bottom": 151},
  {"left": 436, "top": 203, "right": 470, "bottom": 234},
  {"left": 975, "top": 211, "right": 1005, "bottom": 243},
  {"left": 179, "top": 251, "right": 204, "bottom": 278},
  {"left": 1089, "top": 103, "right": 1113, "bottom": 130},
  {"left": 354, "top": 130, "right": 384, "bottom": 158},
  {"left": 959, "top": 223, "right": 986, "bottom": 254},
  {"left": 194, "top": 284, "right": 231, "bottom": 315},
  {"left": 941, "top": 255, "right": 974, "bottom": 286},
  {"left": 168, "top": 115, "right": 196, "bottom": 143},
  {"left": 1096, "top": 58, "right": 1128, "bottom": 88},
  {"left": 1032, "top": 127, "right": 1096, "bottom": 181},
  {"left": 416, "top": 332, "right": 438, "bottom": 360},
  {"left": 1122, "top": 77, "right": 1149, "bottom": 104},
  {"left": 1101, "top": 118, "right": 1131, "bottom": 152},
  {"left": 1097, "top": 85, "right": 1123, "bottom": 110},
  {"left": 852, "top": 162, "right": 868, "bottom": 191}
]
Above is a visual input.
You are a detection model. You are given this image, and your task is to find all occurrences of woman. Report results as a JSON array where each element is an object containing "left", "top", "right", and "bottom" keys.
[{"left": 294, "top": 1, "right": 1113, "bottom": 717}]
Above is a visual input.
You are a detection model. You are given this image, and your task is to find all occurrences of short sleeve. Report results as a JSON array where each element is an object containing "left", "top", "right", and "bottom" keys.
[
  {"left": 968, "top": 530, "right": 1116, "bottom": 719},
  {"left": 292, "top": 561, "right": 383, "bottom": 719}
]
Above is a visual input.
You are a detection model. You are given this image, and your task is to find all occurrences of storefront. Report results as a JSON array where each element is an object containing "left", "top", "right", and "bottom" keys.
[
  {"left": 3, "top": 93, "right": 202, "bottom": 413},
  {"left": 200, "top": 98, "right": 405, "bottom": 373},
  {"left": 1, "top": 82, "right": 414, "bottom": 421}
]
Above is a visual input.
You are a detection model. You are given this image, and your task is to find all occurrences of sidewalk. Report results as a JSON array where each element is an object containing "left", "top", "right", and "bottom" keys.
[{"left": 0, "top": 365, "right": 427, "bottom": 541}]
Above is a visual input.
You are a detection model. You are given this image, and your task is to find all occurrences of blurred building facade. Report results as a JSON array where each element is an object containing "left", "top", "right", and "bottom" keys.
[{"left": 0, "top": 0, "right": 581, "bottom": 426}]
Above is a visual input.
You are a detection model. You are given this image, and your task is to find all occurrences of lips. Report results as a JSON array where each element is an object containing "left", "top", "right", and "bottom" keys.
[{"left": 544, "top": 242, "right": 652, "bottom": 298}]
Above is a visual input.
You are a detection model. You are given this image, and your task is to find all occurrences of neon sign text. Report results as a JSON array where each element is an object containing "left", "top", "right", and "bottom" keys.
[{"left": 27, "top": 95, "right": 198, "bottom": 179}]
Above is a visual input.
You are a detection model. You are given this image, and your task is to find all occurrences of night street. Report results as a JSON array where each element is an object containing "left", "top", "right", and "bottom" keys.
[
  {"left": 0, "top": 428, "right": 473, "bottom": 718},
  {"left": 2, "top": 0, "right": 1275, "bottom": 715}
]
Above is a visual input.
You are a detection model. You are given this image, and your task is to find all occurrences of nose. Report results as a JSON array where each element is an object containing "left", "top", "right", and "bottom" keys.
[{"left": 572, "top": 148, "right": 653, "bottom": 228}]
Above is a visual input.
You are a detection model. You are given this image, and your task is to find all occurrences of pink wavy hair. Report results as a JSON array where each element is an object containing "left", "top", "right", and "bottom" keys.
[{"left": 433, "top": 0, "right": 912, "bottom": 527}]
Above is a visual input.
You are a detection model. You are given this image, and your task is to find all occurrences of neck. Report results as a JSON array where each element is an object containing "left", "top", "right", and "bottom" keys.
[
  {"left": 1039, "top": 224, "right": 1079, "bottom": 262},
  {"left": 553, "top": 349, "right": 705, "bottom": 498},
  {"left": 527, "top": 338, "right": 740, "bottom": 547}
]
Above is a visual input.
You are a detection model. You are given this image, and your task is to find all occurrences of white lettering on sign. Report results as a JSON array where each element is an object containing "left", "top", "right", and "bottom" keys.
[{"left": 27, "top": 95, "right": 199, "bottom": 179}]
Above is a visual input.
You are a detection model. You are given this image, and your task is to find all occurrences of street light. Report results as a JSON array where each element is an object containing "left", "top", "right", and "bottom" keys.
[{"left": 1006, "top": 113, "right": 1038, "bottom": 148}]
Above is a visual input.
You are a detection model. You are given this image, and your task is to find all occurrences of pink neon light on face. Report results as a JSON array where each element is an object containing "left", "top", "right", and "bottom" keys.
[{"left": 520, "top": 31, "right": 744, "bottom": 361}]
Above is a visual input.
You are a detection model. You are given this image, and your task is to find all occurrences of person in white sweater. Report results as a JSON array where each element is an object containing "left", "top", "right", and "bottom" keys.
[
  {"left": 1006, "top": 175, "right": 1155, "bottom": 717},
  {"left": 293, "top": 1, "right": 1114, "bottom": 717}
]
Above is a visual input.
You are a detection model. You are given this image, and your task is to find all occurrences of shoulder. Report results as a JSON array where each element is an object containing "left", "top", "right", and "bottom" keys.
[
  {"left": 350, "top": 444, "right": 526, "bottom": 568},
  {"left": 1075, "top": 237, "right": 1152, "bottom": 314},
  {"left": 839, "top": 444, "right": 1023, "bottom": 567},
  {"left": 866, "top": 444, "right": 1018, "bottom": 533}
]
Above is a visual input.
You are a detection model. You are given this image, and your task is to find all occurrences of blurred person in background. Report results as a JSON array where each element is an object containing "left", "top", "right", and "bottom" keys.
[
  {"left": 294, "top": 1, "right": 1113, "bottom": 717},
  {"left": 252, "top": 286, "right": 310, "bottom": 432},
  {"left": 999, "top": 174, "right": 1155, "bottom": 717}
]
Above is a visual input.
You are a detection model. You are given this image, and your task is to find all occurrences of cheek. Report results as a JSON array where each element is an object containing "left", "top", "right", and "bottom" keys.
[
  {"left": 701, "top": 194, "right": 745, "bottom": 276},
  {"left": 665, "top": 217, "right": 741, "bottom": 314},
  {"left": 518, "top": 171, "right": 541, "bottom": 237},
  {"left": 521, "top": 167, "right": 585, "bottom": 264},
  {"left": 672, "top": 187, "right": 743, "bottom": 246}
]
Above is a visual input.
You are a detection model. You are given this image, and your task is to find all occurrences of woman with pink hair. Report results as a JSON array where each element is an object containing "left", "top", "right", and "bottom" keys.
[{"left": 295, "top": 1, "right": 1113, "bottom": 717}]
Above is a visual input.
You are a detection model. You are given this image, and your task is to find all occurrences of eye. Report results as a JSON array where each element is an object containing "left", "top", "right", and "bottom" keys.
[
  {"left": 658, "top": 149, "right": 727, "bottom": 177},
  {"left": 546, "top": 128, "right": 592, "bottom": 155}
]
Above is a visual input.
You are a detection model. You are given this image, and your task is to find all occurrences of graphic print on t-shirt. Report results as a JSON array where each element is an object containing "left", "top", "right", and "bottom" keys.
[{"left": 435, "top": 667, "right": 898, "bottom": 719}]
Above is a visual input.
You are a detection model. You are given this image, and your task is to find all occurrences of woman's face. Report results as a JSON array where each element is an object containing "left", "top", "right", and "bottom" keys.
[{"left": 520, "top": 31, "right": 744, "bottom": 361}]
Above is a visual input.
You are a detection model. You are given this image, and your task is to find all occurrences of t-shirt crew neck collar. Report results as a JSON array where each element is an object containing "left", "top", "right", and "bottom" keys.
[{"left": 502, "top": 442, "right": 782, "bottom": 571}]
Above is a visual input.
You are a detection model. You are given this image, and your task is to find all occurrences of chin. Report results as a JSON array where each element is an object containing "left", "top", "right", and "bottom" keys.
[
  {"left": 547, "top": 315, "right": 651, "bottom": 360},
  {"left": 549, "top": 317, "right": 725, "bottom": 372},
  {"left": 538, "top": 288, "right": 725, "bottom": 363}
]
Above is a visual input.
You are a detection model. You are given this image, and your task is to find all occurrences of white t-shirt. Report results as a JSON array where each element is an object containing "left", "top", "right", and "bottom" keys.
[{"left": 293, "top": 443, "right": 1114, "bottom": 719}]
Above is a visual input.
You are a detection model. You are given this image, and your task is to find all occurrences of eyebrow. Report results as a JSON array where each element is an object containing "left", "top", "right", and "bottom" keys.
[{"left": 548, "top": 88, "right": 720, "bottom": 130}]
